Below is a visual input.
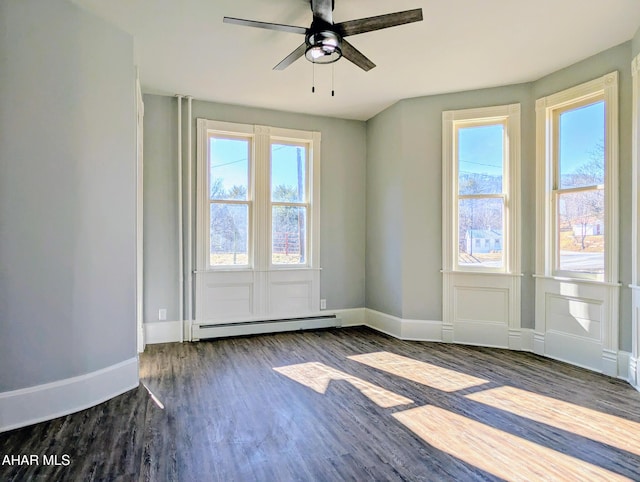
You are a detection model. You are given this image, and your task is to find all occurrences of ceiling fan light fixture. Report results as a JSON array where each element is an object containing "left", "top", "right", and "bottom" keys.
[{"left": 305, "top": 30, "right": 342, "bottom": 64}]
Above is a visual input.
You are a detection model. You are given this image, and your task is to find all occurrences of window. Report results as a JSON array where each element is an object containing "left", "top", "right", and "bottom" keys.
[
  {"left": 208, "top": 134, "right": 251, "bottom": 267},
  {"left": 196, "top": 120, "right": 320, "bottom": 272},
  {"left": 536, "top": 72, "right": 618, "bottom": 282},
  {"left": 271, "top": 142, "right": 308, "bottom": 265},
  {"left": 442, "top": 104, "right": 521, "bottom": 274},
  {"left": 555, "top": 100, "right": 605, "bottom": 275}
]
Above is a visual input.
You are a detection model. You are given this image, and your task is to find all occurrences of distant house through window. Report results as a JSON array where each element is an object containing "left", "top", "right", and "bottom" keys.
[
  {"left": 442, "top": 104, "right": 520, "bottom": 273},
  {"left": 441, "top": 103, "right": 522, "bottom": 346}
]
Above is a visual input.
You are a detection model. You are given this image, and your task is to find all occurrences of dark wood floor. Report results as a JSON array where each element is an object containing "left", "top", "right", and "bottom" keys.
[{"left": 2, "top": 326, "right": 640, "bottom": 481}]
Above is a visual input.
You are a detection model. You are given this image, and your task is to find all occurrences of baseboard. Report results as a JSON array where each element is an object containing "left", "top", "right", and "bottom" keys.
[
  {"left": 364, "top": 309, "right": 443, "bottom": 342},
  {"left": 365, "top": 309, "right": 404, "bottom": 338},
  {"left": 618, "top": 351, "right": 631, "bottom": 381},
  {"left": 519, "top": 329, "right": 535, "bottom": 352},
  {"left": 145, "top": 320, "right": 182, "bottom": 344},
  {"left": 333, "top": 308, "right": 366, "bottom": 327},
  {"left": 629, "top": 355, "right": 639, "bottom": 392},
  {"left": 0, "top": 357, "right": 139, "bottom": 433}
]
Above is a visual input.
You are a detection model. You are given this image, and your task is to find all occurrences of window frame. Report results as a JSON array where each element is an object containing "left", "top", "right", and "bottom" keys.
[
  {"left": 206, "top": 131, "right": 254, "bottom": 270},
  {"left": 535, "top": 72, "right": 618, "bottom": 283},
  {"left": 442, "top": 104, "right": 521, "bottom": 275},
  {"left": 196, "top": 120, "right": 321, "bottom": 274},
  {"left": 269, "top": 138, "right": 311, "bottom": 268}
]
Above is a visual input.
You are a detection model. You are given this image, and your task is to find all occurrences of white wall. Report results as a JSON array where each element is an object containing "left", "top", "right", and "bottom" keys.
[
  {"left": 366, "top": 84, "right": 534, "bottom": 323},
  {"left": 365, "top": 103, "right": 405, "bottom": 317},
  {"left": 0, "top": 0, "right": 137, "bottom": 393},
  {"left": 365, "top": 40, "right": 634, "bottom": 351},
  {"left": 142, "top": 95, "right": 367, "bottom": 325}
]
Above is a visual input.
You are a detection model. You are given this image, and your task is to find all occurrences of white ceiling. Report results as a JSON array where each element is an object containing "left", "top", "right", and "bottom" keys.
[{"left": 72, "top": 0, "right": 640, "bottom": 121}]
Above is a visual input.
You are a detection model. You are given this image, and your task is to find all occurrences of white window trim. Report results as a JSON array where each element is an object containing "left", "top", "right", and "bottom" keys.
[
  {"left": 197, "top": 120, "right": 255, "bottom": 271},
  {"left": 535, "top": 72, "right": 618, "bottom": 284},
  {"left": 630, "top": 54, "right": 640, "bottom": 388},
  {"left": 196, "top": 120, "right": 321, "bottom": 273},
  {"left": 442, "top": 104, "right": 522, "bottom": 275}
]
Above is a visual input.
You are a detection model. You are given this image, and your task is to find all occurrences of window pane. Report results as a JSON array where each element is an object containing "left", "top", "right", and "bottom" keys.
[
  {"left": 559, "top": 101, "right": 604, "bottom": 189},
  {"left": 210, "top": 137, "right": 249, "bottom": 200},
  {"left": 458, "top": 124, "right": 504, "bottom": 195},
  {"left": 557, "top": 189, "right": 604, "bottom": 274},
  {"left": 210, "top": 203, "right": 248, "bottom": 266},
  {"left": 458, "top": 198, "right": 504, "bottom": 268},
  {"left": 272, "top": 144, "right": 306, "bottom": 202},
  {"left": 272, "top": 206, "right": 306, "bottom": 264}
]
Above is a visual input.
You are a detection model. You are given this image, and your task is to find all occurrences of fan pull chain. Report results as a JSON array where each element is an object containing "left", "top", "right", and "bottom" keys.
[
  {"left": 332, "top": 63, "right": 335, "bottom": 97},
  {"left": 312, "top": 62, "right": 315, "bottom": 93}
]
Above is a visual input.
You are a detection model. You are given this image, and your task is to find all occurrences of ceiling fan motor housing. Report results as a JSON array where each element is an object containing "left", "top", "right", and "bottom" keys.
[{"left": 305, "top": 30, "right": 342, "bottom": 64}]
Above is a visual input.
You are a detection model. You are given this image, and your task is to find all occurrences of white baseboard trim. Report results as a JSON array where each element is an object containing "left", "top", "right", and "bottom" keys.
[
  {"left": 365, "top": 308, "right": 404, "bottom": 338},
  {"left": 519, "top": 329, "right": 535, "bottom": 352},
  {"left": 364, "top": 309, "right": 443, "bottom": 342},
  {"left": 618, "top": 351, "right": 631, "bottom": 381},
  {"left": 629, "top": 355, "right": 639, "bottom": 392},
  {"left": 0, "top": 357, "right": 139, "bottom": 433},
  {"left": 145, "top": 320, "right": 182, "bottom": 344},
  {"left": 334, "top": 308, "right": 367, "bottom": 327}
]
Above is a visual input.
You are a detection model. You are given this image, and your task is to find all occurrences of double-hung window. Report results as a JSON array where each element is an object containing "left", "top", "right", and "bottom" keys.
[
  {"left": 208, "top": 133, "right": 252, "bottom": 268},
  {"left": 441, "top": 104, "right": 521, "bottom": 346},
  {"left": 442, "top": 104, "right": 521, "bottom": 274},
  {"left": 271, "top": 142, "right": 309, "bottom": 265},
  {"left": 195, "top": 120, "right": 321, "bottom": 324},
  {"left": 553, "top": 99, "right": 605, "bottom": 276},
  {"left": 536, "top": 72, "right": 618, "bottom": 282}
]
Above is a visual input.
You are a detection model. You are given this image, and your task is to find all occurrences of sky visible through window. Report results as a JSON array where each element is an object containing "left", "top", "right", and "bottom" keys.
[
  {"left": 559, "top": 101, "right": 605, "bottom": 179},
  {"left": 458, "top": 101, "right": 604, "bottom": 178},
  {"left": 458, "top": 124, "right": 504, "bottom": 177},
  {"left": 210, "top": 137, "right": 303, "bottom": 193}
]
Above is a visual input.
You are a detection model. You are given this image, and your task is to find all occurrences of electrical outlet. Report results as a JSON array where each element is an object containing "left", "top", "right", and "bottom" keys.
[
  {"left": 158, "top": 308, "right": 167, "bottom": 321},
  {"left": 320, "top": 299, "right": 327, "bottom": 310}
]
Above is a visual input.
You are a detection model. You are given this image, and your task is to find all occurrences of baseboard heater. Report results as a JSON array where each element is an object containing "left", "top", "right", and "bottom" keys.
[{"left": 191, "top": 314, "right": 341, "bottom": 341}]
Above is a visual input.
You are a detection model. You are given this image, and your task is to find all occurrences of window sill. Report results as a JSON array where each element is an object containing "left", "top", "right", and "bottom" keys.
[
  {"left": 532, "top": 274, "right": 620, "bottom": 287},
  {"left": 441, "top": 270, "right": 523, "bottom": 277}
]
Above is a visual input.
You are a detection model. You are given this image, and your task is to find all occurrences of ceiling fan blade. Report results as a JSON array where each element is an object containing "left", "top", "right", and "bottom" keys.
[
  {"left": 311, "top": 0, "right": 333, "bottom": 24},
  {"left": 336, "top": 8, "right": 423, "bottom": 37},
  {"left": 223, "top": 17, "right": 307, "bottom": 35},
  {"left": 273, "top": 43, "right": 307, "bottom": 70},
  {"left": 340, "top": 40, "right": 376, "bottom": 71}
]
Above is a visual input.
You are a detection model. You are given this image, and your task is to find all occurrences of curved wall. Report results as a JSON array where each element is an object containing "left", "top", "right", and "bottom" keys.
[{"left": 0, "top": 0, "right": 138, "bottom": 431}]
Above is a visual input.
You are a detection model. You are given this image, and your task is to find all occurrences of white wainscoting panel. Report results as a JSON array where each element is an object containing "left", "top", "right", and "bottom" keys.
[
  {"left": 196, "top": 270, "right": 255, "bottom": 322},
  {"left": 535, "top": 277, "right": 620, "bottom": 375},
  {"left": 444, "top": 272, "right": 521, "bottom": 349},
  {"left": 0, "top": 358, "right": 139, "bottom": 433},
  {"left": 194, "top": 268, "right": 320, "bottom": 327},
  {"left": 545, "top": 294, "right": 602, "bottom": 340},
  {"left": 268, "top": 269, "right": 318, "bottom": 316}
]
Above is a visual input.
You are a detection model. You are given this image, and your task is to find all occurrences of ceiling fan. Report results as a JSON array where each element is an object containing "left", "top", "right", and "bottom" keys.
[{"left": 223, "top": 0, "right": 423, "bottom": 72}]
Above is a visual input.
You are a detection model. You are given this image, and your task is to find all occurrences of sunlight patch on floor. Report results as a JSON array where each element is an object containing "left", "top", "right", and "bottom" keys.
[
  {"left": 273, "top": 362, "right": 413, "bottom": 408},
  {"left": 467, "top": 386, "right": 640, "bottom": 456},
  {"left": 348, "top": 351, "right": 488, "bottom": 392},
  {"left": 393, "top": 405, "right": 631, "bottom": 481}
]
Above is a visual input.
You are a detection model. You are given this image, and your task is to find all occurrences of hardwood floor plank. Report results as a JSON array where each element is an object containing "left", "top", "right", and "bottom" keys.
[{"left": 2, "top": 326, "right": 639, "bottom": 481}]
